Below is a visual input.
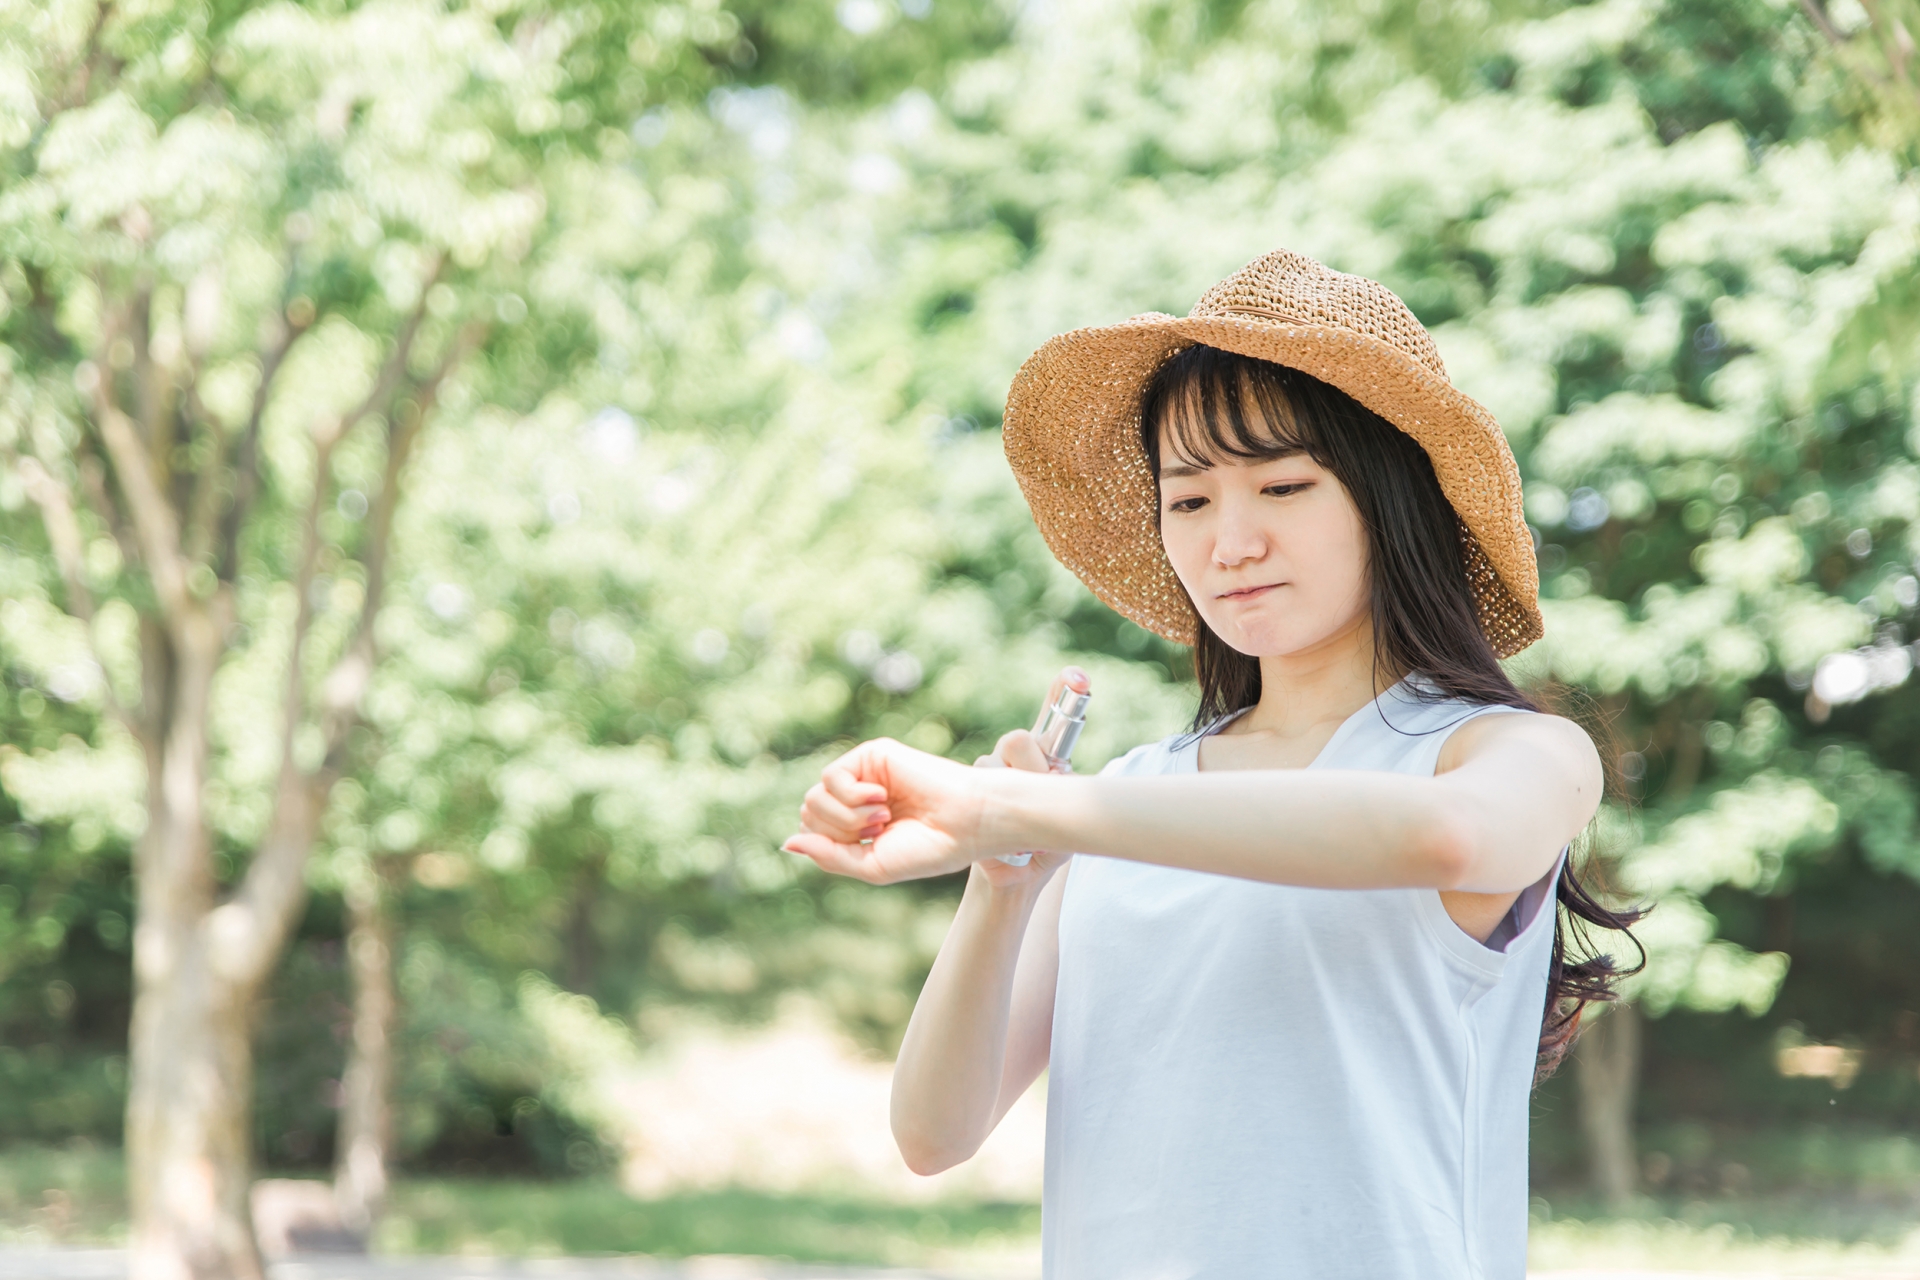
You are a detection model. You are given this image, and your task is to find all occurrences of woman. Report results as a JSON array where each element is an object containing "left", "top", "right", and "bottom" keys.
[{"left": 783, "top": 250, "right": 1641, "bottom": 1279}]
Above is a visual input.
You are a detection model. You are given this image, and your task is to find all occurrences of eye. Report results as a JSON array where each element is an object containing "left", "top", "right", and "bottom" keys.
[
  {"left": 1263, "top": 482, "right": 1311, "bottom": 498},
  {"left": 1167, "top": 496, "right": 1207, "bottom": 514}
]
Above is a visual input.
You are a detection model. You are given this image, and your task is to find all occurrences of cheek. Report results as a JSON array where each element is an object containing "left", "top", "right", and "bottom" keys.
[
  {"left": 1326, "top": 503, "right": 1372, "bottom": 600},
  {"left": 1158, "top": 519, "right": 1208, "bottom": 593}
]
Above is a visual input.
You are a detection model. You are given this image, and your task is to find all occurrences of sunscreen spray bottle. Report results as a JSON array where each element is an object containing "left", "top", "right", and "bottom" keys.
[{"left": 997, "top": 671, "right": 1091, "bottom": 867}]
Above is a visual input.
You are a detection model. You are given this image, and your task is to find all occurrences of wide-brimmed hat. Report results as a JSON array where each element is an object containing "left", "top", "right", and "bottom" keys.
[{"left": 1001, "top": 248, "right": 1543, "bottom": 658}]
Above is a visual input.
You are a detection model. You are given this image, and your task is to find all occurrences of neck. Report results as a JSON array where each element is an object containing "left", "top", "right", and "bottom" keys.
[{"left": 1237, "top": 613, "right": 1404, "bottom": 740}]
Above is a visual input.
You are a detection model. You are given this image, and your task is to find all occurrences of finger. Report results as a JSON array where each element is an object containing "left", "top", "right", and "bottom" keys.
[
  {"left": 802, "top": 782, "right": 883, "bottom": 832},
  {"left": 996, "top": 728, "right": 1050, "bottom": 774},
  {"left": 822, "top": 762, "right": 888, "bottom": 809},
  {"left": 1031, "top": 672, "right": 1068, "bottom": 735},
  {"left": 782, "top": 833, "right": 883, "bottom": 883},
  {"left": 1029, "top": 666, "right": 1091, "bottom": 734},
  {"left": 801, "top": 790, "right": 888, "bottom": 843},
  {"left": 974, "top": 753, "right": 1007, "bottom": 769}
]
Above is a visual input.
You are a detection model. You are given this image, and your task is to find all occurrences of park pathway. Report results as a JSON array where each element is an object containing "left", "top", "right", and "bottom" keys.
[
  {"left": 0, "top": 1251, "right": 1000, "bottom": 1279},
  {"left": 3, "top": 1250, "right": 1914, "bottom": 1279}
]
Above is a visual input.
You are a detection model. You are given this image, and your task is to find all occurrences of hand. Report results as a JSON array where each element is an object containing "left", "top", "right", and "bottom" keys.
[
  {"left": 971, "top": 725, "right": 1071, "bottom": 890},
  {"left": 783, "top": 737, "right": 998, "bottom": 883},
  {"left": 782, "top": 666, "right": 1088, "bottom": 885}
]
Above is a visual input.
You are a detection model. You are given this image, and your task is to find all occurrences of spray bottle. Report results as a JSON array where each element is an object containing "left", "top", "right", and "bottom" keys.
[{"left": 996, "top": 670, "right": 1091, "bottom": 867}]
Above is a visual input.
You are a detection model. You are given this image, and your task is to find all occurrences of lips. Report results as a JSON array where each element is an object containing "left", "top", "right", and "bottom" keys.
[{"left": 1218, "top": 582, "right": 1282, "bottom": 601}]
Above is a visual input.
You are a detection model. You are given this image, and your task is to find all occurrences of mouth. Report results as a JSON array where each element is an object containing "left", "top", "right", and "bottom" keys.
[{"left": 1217, "top": 582, "right": 1283, "bottom": 601}]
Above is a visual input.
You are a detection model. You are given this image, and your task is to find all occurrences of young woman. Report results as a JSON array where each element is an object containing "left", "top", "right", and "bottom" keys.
[{"left": 783, "top": 250, "right": 1641, "bottom": 1280}]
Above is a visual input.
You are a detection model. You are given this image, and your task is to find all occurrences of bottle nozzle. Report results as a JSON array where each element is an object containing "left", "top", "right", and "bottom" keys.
[{"left": 1034, "top": 683, "right": 1091, "bottom": 766}]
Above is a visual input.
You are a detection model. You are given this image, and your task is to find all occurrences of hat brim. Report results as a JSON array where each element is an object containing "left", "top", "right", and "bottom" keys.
[{"left": 1002, "top": 312, "right": 1544, "bottom": 658}]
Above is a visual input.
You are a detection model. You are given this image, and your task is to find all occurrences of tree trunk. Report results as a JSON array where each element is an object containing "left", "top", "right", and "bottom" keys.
[
  {"left": 1575, "top": 1000, "right": 1642, "bottom": 1208},
  {"left": 125, "top": 954, "right": 261, "bottom": 1280},
  {"left": 125, "top": 629, "right": 263, "bottom": 1280},
  {"left": 334, "top": 869, "right": 396, "bottom": 1235},
  {"left": 565, "top": 855, "right": 602, "bottom": 995}
]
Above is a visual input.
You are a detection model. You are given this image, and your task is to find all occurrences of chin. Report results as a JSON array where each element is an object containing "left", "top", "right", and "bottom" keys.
[{"left": 1215, "top": 624, "right": 1318, "bottom": 659}]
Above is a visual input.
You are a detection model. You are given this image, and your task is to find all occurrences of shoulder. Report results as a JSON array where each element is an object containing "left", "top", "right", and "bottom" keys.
[{"left": 1435, "top": 705, "right": 1598, "bottom": 777}]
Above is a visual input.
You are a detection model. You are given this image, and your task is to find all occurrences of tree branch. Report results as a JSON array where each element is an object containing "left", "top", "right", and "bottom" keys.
[
  {"left": 128, "top": 280, "right": 168, "bottom": 455},
  {"left": 337, "top": 262, "right": 444, "bottom": 444},
  {"left": 1798, "top": 0, "right": 1855, "bottom": 53},
  {"left": 1800, "top": 0, "right": 1920, "bottom": 112},
  {"left": 216, "top": 299, "right": 472, "bottom": 991},
  {"left": 271, "top": 425, "right": 341, "bottom": 826},
  {"left": 14, "top": 455, "right": 144, "bottom": 742},
  {"left": 94, "top": 393, "right": 192, "bottom": 624},
  {"left": 204, "top": 299, "right": 310, "bottom": 576},
  {"left": 1859, "top": 0, "right": 1918, "bottom": 92},
  {"left": 87, "top": 292, "right": 196, "bottom": 629},
  {"left": 317, "top": 318, "right": 485, "bottom": 760},
  {"left": 207, "top": 413, "right": 340, "bottom": 990},
  {"left": 200, "top": 381, "right": 351, "bottom": 990},
  {"left": 178, "top": 393, "right": 225, "bottom": 570},
  {"left": 212, "top": 255, "right": 439, "bottom": 583},
  {"left": 72, "top": 437, "right": 140, "bottom": 572},
  {"left": 44, "top": 2, "right": 116, "bottom": 117},
  {"left": 229, "top": 277, "right": 441, "bottom": 799}
]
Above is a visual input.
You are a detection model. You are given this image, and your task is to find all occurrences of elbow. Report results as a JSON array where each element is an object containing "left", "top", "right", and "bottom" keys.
[
  {"left": 1415, "top": 798, "right": 1478, "bottom": 890},
  {"left": 892, "top": 1124, "right": 971, "bottom": 1177},
  {"left": 890, "top": 1090, "right": 979, "bottom": 1176},
  {"left": 899, "top": 1144, "right": 958, "bottom": 1178}
]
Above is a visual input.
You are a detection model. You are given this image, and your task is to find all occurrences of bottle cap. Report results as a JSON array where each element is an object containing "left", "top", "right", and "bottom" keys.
[{"left": 1052, "top": 685, "right": 1091, "bottom": 722}]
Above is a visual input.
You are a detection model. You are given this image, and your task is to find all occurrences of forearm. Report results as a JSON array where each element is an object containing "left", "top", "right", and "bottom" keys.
[
  {"left": 787, "top": 713, "right": 1594, "bottom": 893},
  {"left": 890, "top": 865, "right": 1049, "bottom": 1174},
  {"left": 985, "top": 769, "right": 1472, "bottom": 890}
]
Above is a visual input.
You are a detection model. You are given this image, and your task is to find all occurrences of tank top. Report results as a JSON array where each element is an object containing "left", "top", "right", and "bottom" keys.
[{"left": 1043, "top": 672, "right": 1563, "bottom": 1280}]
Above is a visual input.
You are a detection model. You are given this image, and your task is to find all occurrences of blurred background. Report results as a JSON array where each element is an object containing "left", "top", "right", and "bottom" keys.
[{"left": 2, "top": 0, "right": 1920, "bottom": 1274}]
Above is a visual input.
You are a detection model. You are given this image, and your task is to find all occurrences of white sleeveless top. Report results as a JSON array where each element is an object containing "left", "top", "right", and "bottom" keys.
[{"left": 1043, "top": 673, "right": 1562, "bottom": 1280}]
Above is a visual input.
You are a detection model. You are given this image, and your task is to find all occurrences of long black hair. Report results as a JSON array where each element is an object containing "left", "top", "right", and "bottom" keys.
[{"left": 1140, "top": 343, "right": 1645, "bottom": 1081}]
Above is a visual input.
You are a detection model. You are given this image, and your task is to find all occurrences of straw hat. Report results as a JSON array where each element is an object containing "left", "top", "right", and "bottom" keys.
[{"left": 1001, "top": 248, "right": 1543, "bottom": 658}]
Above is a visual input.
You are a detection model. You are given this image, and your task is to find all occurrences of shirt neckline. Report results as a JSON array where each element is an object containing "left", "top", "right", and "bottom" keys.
[{"left": 1180, "top": 673, "right": 1415, "bottom": 775}]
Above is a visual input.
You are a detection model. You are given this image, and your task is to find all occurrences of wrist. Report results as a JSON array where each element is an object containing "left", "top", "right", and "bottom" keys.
[
  {"left": 967, "top": 859, "right": 1049, "bottom": 906},
  {"left": 974, "top": 766, "right": 1050, "bottom": 861}
]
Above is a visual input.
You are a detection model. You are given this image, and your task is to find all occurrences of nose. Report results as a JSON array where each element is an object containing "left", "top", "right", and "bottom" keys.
[{"left": 1211, "top": 493, "right": 1268, "bottom": 570}]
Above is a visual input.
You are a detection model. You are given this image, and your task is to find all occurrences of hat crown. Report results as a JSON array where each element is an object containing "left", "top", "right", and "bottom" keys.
[{"left": 1188, "top": 249, "right": 1448, "bottom": 381}]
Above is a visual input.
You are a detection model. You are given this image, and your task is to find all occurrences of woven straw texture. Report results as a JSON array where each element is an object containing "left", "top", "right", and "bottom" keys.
[{"left": 1002, "top": 248, "right": 1543, "bottom": 658}]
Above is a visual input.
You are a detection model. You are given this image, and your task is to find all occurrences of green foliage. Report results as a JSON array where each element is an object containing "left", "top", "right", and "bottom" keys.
[
  {"left": 0, "top": 1143, "right": 125, "bottom": 1244},
  {"left": 2, "top": 0, "right": 1920, "bottom": 1175}
]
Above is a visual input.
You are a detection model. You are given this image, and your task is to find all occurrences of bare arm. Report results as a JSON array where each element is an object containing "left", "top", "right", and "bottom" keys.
[
  {"left": 890, "top": 856, "right": 1067, "bottom": 1175},
  {"left": 787, "top": 712, "right": 1599, "bottom": 896}
]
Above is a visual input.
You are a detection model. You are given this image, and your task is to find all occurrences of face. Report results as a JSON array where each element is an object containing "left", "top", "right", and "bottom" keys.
[{"left": 1155, "top": 407, "right": 1372, "bottom": 660}]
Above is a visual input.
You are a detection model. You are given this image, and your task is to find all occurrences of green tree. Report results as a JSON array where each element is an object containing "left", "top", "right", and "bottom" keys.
[
  {"left": 291, "top": 0, "right": 1920, "bottom": 1210},
  {"left": 1796, "top": 0, "right": 1920, "bottom": 157},
  {"left": 299, "top": 94, "right": 1198, "bottom": 1187},
  {"left": 6, "top": 0, "right": 1920, "bottom": 1254},
  {"left": 0, "top": 1, "right": 680, "bottom": 1272},
  {"left": 840, "top": 0, "right": 1920, "bottom": 1197}
]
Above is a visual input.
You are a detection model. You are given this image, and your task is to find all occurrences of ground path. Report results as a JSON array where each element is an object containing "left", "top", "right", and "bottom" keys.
[
  {"left": 7, "top": 1250, "right": 1915, "bottom": 1279},
  {"left": 0, "top": 1252, "right": 980, "bottom": 1279}
]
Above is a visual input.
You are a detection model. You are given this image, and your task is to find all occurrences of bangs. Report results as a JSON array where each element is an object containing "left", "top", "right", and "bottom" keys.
[{"left": 1142, "top": 344, "right": 1325, "bottom": 471}]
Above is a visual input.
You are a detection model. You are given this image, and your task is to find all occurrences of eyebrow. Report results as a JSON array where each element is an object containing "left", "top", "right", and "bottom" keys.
[{"left": 1158, "top": 444, "right": 1308, "bottom": 479}]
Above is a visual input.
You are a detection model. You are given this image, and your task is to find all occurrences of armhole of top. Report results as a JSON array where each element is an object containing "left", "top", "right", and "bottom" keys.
[
  {"left": 1483, "top": 848, "right": 1565, "bottom": 954},
  {"left": 1421, "top": 703, "right": 1556, "bottom": 964}
]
